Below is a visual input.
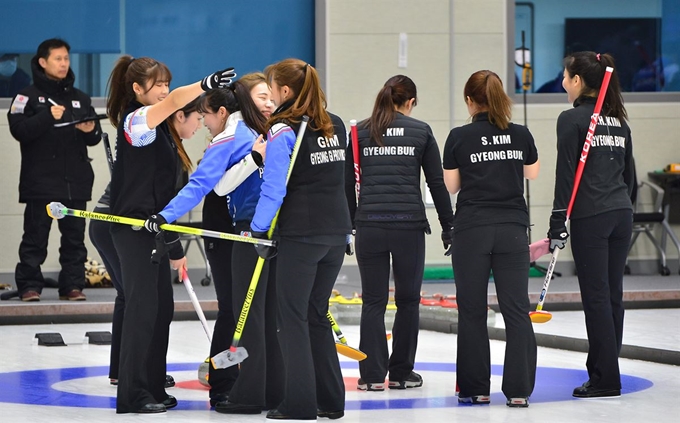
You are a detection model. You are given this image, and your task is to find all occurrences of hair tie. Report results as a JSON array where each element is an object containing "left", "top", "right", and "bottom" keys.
[{"left": 596, "top": 53, "right": 601, "bottom": 62}]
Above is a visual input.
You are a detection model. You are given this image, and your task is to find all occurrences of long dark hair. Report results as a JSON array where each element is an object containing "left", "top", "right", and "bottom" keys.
[
  {"left": 106, "top": 55, "right": 172, "bottom": 128},
  {"left": 196, "top": 82, "right": 267, "bottom": 137},
  {"left": 564, "top": 51, "right": 627, "bottom": 121},
  {"left": 463, "top": 70, "right": 512, "bottom": 130},
  {"left": 168, "top": 98, "right": 199, "bottom": 172},
  {"left": 366, "top": 75, "right": 418, "bottom": 146},
  {"left": 264, "top": 58, "right": 333, "bottom": 138}
]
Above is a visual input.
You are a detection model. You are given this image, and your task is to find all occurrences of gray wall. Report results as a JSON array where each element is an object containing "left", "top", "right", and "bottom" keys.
[{"left": 0, "top": 0, "right": 678, "bottom": 277}]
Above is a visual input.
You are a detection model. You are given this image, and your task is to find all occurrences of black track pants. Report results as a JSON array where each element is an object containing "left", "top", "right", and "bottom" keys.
[
  {"left": 227, "top": 223, "right": 282, "bottom": 407},
  {"left": 112, "top": 227, "right": 174, "bottom": 413},
  {"left": 570, "top": 209, "right": 632, "bottom": 390},
  {"left": 452, "top": 224, "right": 536, "bottom": 399},
  {"left": 205, "top": 235, "right": 239, "bottom": 398},
  {"left": 274, "top": 238, "right": 346, "bottom": 418},
  {"left": 356, "top": 227, "right": 425, "bottom": 383},
  {"left": 16, "top": 200, "right": 87, "bottom": 296},
  {"left": 89, "top": 206, "right": 124, "bottom": 380}
]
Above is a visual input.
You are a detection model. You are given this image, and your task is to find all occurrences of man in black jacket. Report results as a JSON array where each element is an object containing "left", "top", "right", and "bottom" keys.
[{"left": 7, "top": 38, "right": 101, "bottom": 302}]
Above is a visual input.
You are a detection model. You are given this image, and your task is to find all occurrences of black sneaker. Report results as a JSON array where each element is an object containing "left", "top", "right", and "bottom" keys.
[
  {"left": 318, "top": 409, "right": 344, "bottom": 419},
  {"left": 458, "top": 395, "right": 490, "bottom": 405},
  {"left": 506, "top": 397, "right": 529, "bottom": 407},
  {"left": 388, "top": 371, "right": 423, "bottom": 389},
  {"left": 357, "top": 378, "right": 385, "bottom": 391},
  {"left": 573, "top": 381, "right": 621, "bottom": 398}
]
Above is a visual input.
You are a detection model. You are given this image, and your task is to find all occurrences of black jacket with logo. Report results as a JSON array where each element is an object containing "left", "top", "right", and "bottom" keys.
[
  {"left": 346, "top": 113, "right": 454, "bottom": 231},
  {"left": 443, "top": 113, "right": 538, "bottom": 232},
  {"left": 276, "top": 112, "right": 353, "bottom": 239},
  {"left": 7, "top": 57, "right": 101, "bottom": 203},
  {"left": 550, "top": 96, "right": 634, "bottom": 229}
]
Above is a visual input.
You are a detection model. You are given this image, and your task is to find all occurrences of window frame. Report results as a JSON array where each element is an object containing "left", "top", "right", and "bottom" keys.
[{"left": 506, "top": 1, "right": 680, "bottom": 103}]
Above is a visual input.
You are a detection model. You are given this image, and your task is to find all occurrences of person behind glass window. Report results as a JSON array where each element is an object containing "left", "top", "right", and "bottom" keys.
[{"left": 0, "top": 53, "right": 31, "bottom": 98}]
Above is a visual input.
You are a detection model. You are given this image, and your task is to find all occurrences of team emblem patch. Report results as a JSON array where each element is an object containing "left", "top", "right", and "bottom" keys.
[
  {"left": 72, "top": 100, "right": 81, "bottom": 108},
  {"left": 10, "top": 94, "right": 28, "bottom": 114}
]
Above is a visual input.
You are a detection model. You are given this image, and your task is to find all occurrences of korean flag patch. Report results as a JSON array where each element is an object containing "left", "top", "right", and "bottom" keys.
[
  {"left": 10, "top": 94, "right": 28, "bottom": 114},
  {"left": 72, "top": 100, "right": 81, "bottom": 108}
]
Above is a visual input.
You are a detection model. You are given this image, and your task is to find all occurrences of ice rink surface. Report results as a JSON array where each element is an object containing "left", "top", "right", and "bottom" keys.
[{"left": 0, "top": 309, "right": 678, "bottom": 422}]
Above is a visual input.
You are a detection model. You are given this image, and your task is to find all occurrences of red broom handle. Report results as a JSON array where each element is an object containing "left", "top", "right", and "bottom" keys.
[
  {"left": 533, "top": 66, "right": 615, "bottom": 315},
  {"left": 565, "top": 66, "right": 614, "bottom": 220},
  {"left": 350, "top": 119, "right": 360, "bottom": 200}
]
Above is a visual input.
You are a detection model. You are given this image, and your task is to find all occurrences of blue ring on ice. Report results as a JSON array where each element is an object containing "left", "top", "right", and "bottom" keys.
[{"left": 0, "top": 362, "right": 653, "bottom": 410}]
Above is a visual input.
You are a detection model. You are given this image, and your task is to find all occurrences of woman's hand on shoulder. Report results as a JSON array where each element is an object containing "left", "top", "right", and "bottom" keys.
[{"left": 252, "top": 134, "right": 266, "bottom": 163}]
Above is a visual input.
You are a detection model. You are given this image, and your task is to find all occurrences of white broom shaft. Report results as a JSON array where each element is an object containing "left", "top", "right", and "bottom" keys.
[{"left": 182, "top": 268, "right": 212, "bottom": 343}]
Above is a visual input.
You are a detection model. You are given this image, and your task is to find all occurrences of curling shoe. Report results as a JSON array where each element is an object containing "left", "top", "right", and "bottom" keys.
[
  {"left": 266, "top": 408, "right": 316, "bottom": 420},
  {"left": 573, "top": 381, "right": 621, "bottom": 398},
  {"left": 318, "top": 409, "right": 344, "bottom": 419},
  {"left": 506, "top": 397, "right": 529, "bottom": 407},
  {"left": 162, "top": 395, "right": 178, "bottom": 409},
  {"left": 458, "top": 395, "right": 491, "bottom": 405},
  {"left": 357, "top": 378, "right": 385, "bottom": 391},
  {"left": 215, "top": 401, "right": 262, "bottom": 414},
  {"left": 388, "top": 371, "right": 423, "bottom": 389},
  {"left": 135, "top": 403, "right": 166, "bottom": 413}
]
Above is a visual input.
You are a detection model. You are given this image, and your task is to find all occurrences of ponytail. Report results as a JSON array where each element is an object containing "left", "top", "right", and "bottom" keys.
[
  {"left": 464, "top": 70, "right": 511, "bottom": 130},
  {"left": 106, "top": 55, "right": 135, "bottom": 128},
  {"left": 265, "top": 59, "right": 333, "bottom": 138},
  {"left": 564, "top": 51, "right": 627, "bottom": 121},
  {"left": 597, "top": 53, "right": 627, "bottom": 121},
  {"left": 366, "top": 75, "right": 418, "bottom": 146},
  {"left": 368, "top": 86, "right": 397, "bottom": 146}
]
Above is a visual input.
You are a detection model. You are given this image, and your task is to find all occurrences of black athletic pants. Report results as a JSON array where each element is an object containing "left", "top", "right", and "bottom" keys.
[
  {"left": 227, "top": 222, "right": 283, "bottom": 408},
  {"left": 88, "top": 205, "right": 124, "bottom": 380},
  {"left": 274, "top": 237, "right": 346, "bottom": 418},
  {"left": 570, "top": 209, "right": 632, "bottom": 390},
  {"left": 15, "top": 200, "right": 87, "bottom": 296},
  {"left": 452, "top": 223, "right": 536, "bottom": 399},
  {"left": 205, "top": 235, "right": 239, "bottom": 398},
  {"left": 112, "top": 227, "right": 174, "bottom": 413},
  {"left": 356, "top": 227, "right": 425, "bottom": 383}
]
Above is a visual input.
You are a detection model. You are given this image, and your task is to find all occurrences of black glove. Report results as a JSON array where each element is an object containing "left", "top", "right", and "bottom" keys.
[
  {"left": 150, "top": 232, "right": 166, "bottom": 264},
  {"left": 245, "top": 228, "right": 277, "bottom": 259},
  {"left": 441, "top": 226, "right": 454, "bottom": 257},
  {"left": 201, "top": 67, "right": 237, "bottom": 91},
  {"left": 144, "top": 214, "right": 167, "bottom": 233},
  {"left": 251, "top": 150, "right": 264, "bottom": 168},
  {"left": 548, "top": 226, "right": 569, "bottom": 253}
]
